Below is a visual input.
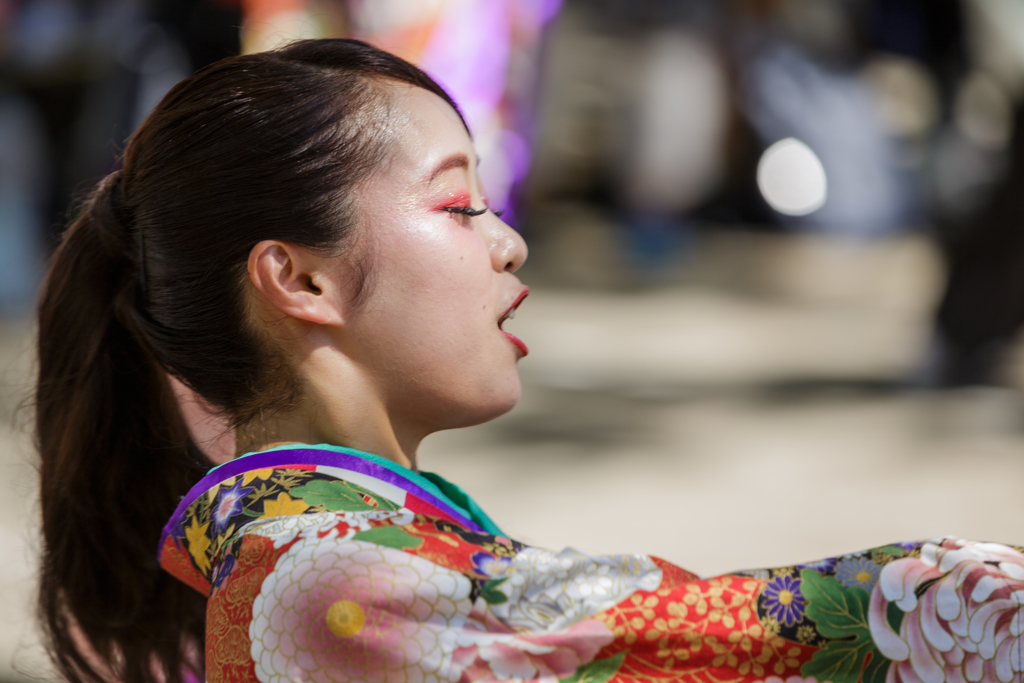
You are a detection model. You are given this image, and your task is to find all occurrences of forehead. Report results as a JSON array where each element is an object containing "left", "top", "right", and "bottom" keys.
[{"left": 380, "top": 83, "right": 475, "bottom": 179}]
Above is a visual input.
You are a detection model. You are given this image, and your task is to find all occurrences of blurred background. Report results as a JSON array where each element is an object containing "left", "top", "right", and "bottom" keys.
[{"left": 3, "top": 0, "right": 1024, "bottom": 679}]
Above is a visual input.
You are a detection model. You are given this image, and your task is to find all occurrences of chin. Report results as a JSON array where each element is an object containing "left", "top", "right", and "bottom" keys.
[
  {"left": 480, "top": 391, "right": 521, "bottom": 424},
  {"left": 444, "top": 377, "right": 522, "bottom": 430}
]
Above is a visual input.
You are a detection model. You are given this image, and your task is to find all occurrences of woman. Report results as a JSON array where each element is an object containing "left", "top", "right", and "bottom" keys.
[{"left": 36, "top": 39, "right": 1024, "bottom": 683}]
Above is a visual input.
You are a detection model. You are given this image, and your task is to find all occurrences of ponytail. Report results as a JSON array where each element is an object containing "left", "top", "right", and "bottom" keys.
[{"left": 36, "top": 171, "right": 211, "bottom": 683}]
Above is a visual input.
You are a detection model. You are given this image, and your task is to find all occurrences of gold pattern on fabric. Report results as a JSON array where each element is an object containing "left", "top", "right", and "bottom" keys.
[
  {"left": 206, "top": 536, "right": 283, "bottom": 683},
  {"left": 241, "top": 468, "right": 274, "bottom": 486},
  {"left": 261, "top": 492, "right": 309, "bottom": 517},
  {"left": 595, "top": 575, "right": 812, "bottom": 683},
  {"left": 185, "top": 518, "right": 211, "bottom": 574}
]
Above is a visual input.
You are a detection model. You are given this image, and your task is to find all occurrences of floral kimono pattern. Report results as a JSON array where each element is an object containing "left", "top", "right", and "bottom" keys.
[{"left": 159, "top": 444, "right": 1024, "bottom": 683}]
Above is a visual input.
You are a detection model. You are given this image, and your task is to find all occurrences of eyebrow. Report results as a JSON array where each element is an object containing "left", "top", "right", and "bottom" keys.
[{"left": 427, "top": 153, "right": 473, "bottom": 183}]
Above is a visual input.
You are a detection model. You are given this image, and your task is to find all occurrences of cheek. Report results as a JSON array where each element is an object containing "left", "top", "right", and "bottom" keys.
[
  {"left": 356, "top": 213, "right": 513, "bottom": 370},
  {"left": 380, "top": 232, "right": 513, "bottom": 381},
  {"left": 352, "top": 229, "right": 489, "bottom": 380},
  {"left": 379, "top": 223, "right": 493, "bottom": 317}
]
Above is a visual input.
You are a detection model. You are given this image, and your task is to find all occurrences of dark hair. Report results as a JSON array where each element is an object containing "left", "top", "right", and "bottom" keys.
[{"left": 35, "top": 39, "right": 464, "bottom": 683}]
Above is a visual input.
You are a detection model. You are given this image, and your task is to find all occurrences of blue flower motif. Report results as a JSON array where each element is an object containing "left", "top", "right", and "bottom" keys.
[
  {"left": 835, "top": 556, "right": 881, "bottom": 592},
  {"left": 212, "top": 479, "right": 253, "bottom": 533},
  {"left": 762, "top": 575, "right": 806, "bottom": 627},
  {"left": 211, "top": 553, "right": 236, "bottom": 589},
  {"left": 736, "top": 568, "right": 770, "bottom": 580},
  {"left": 471, "top": 552, "right": 510, "bottom": 577},
  {"left": 797, "top": 557, "right": 837, "bottom": 573}
]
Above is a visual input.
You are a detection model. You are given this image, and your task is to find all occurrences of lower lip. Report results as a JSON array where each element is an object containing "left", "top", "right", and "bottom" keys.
[{"left": 503, "top": 331, "right": 529, "bottom": 357}]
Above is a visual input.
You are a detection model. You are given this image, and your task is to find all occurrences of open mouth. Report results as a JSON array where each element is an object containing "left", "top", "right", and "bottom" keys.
[{"left": 498, "top": 288, "right": 529, "bottom": 357}]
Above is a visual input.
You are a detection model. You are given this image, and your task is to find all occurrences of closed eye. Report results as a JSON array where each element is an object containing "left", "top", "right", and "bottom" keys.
[{"left": 443, "top": 206, "right": 488, "bottom": 217}]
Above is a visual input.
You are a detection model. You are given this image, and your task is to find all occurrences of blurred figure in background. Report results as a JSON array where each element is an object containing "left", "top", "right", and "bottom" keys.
[
  {"left": 0, "top": 86, "right": 46, "bottom": 315},
  {"left": 524, "top": 0, "right": 735, "bottom": 282},
  {"left": 598, "top": 0, "right": 730, "bottom": 277},
  {"left": 735, "top": 0, "right": 918, "bottom": 237},
  {"left": 729, "top": 0, "right": 1024, "bottom": 388},
  {"left": 928, "top": 0, "right": 1024, "bottom": 387},
  {"left": 1, "top": 0, "right": 241, "bottom": 315},
  {"left": 526, "top": 0, "right": 1024, "bottom": 395}
]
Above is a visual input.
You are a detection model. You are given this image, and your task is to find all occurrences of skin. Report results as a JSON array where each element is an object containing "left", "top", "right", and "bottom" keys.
[{"left": 237, "top": 83, "right": 529, "bottom": 470}]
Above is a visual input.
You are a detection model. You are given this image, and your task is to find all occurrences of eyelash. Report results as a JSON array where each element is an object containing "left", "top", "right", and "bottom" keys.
[{"left": 443, "top": 206, "right": 504, "bottom": 218}]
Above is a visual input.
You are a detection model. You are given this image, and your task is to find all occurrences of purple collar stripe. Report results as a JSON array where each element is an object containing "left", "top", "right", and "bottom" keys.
[{"left": 159, "top": 448, "right": 482, "bottom": 554}]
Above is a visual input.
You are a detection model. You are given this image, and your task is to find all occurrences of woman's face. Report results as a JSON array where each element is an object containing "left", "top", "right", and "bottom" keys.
[{"left": 340, "top": 84, "right": 529, "bottom": 437}]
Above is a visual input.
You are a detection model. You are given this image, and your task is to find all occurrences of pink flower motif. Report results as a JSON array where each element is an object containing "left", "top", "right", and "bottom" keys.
[
  {"left": 250, "top": 537, "right": 474, "bottom": 683},
  {"left": 868, "top": 538, "right": 1024, "bottom": 683},
  {"left": 250, "top": 532, "right": 620, "bottom": 683},
  {"left": 451, "top": 608, "right": 614, "bottom": 683}
]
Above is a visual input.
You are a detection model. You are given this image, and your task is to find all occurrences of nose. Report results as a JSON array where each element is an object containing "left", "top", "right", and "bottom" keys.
[{"left": 487, "top": 213, "right": 528, "bottom": 273}]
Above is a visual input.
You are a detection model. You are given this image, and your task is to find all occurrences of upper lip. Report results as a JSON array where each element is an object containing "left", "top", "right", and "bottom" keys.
[{"left": 499, "top": 287, "right": 529, "bottom": 326}]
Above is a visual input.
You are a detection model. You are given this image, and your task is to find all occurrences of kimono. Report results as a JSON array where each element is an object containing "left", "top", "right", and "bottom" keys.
[{"left": 159, "top": 443, "right": 1024, "bottom": 683}]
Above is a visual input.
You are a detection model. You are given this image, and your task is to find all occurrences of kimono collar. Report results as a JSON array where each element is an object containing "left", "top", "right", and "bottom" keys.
[{"left": 157, "top": 443, "right": 505, "bottom": 594}]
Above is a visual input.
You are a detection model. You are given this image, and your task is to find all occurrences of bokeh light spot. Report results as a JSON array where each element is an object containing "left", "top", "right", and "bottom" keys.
[{"left": 757, "top": 138, "right": 828, "bottom": 217}]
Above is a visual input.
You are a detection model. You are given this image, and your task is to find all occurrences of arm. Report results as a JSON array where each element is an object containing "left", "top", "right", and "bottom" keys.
[{"left": 205, "top": 512, "right": 1024, "bottom": 683}]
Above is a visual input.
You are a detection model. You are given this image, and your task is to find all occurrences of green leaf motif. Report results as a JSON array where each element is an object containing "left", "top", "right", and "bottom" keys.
[
  {"left": 804, "top": 639, "right": 875, "bottom": 683},
  {"left": 863, "top": 650, "right": 891, "bottom": 683},
  {"left": 290, "top": 480, "right": 399, "bottom": 512},
  {"left": 352, "top": 526, "right": 422, "bottom": 550},
  {"left": 559, "top": 652, "right": 626, "bottom": 683},
  {"left": 876, "top": 545, "right": 906, "bottom": 557},
  {"left": 480, "top": 577, "right": 509, "bottom": 605},
  {"left": 801, "top": 569, "right": 870, "bottom": 638},
  {"left": 799, "top": 570, "right": 892, "bottom": 683},
  {"left": 887, "top": 599, "right": 905, "bottom": 634}
]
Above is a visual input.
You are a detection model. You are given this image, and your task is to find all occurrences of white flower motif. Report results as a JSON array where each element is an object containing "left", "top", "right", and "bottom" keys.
[
  {"left": 246, "top": 509, "right": 415, "bottom": 548},
  {"left": 868, "top": 537, "right": 1024, "bottom": 683},
  {"left": 245, "top": 512, "right": 349, "bottom": 548},
  {"left": 250, "top": 537, "right": 473, "bottom": 683},
  {"left": 335, "top": 508, "right": 415, "bottom": 531},
  {"left": 488, "top": 547, "right": 662, "bottom": 633}
]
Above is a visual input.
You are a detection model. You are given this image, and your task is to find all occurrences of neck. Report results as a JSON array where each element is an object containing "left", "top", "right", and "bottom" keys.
[
  {"left": 235, "top": 407, "right": 418, "bottom": 469},
  {"left": 236, "top": 421, "right": 418, "bottom": 470},
  {"left": 234, "top": 350, "right": 421, "bottom": 469},
  {"left": 233, "top": 316, "right": 437, "bottom": 468}
]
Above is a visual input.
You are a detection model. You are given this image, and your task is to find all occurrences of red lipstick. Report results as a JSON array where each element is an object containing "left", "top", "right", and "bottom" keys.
[{"left": 498, "top": 288, "right": 529, "bottom": 357}]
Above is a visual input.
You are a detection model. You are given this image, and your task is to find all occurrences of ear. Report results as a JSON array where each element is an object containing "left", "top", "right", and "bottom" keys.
[{"left": 247, "top": 240, "right": 342, "bottom": 326}]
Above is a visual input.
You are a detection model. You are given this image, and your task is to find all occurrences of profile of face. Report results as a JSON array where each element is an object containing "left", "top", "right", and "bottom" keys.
[
  {"left": 346, "top": 83, "right": 529, "bottom": 431},
  {"left": 247, "top": 83, "right": 529, "bottom": 458},
  {"left": 352, "top": 83, "right": 528, "bottom": 432}
]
